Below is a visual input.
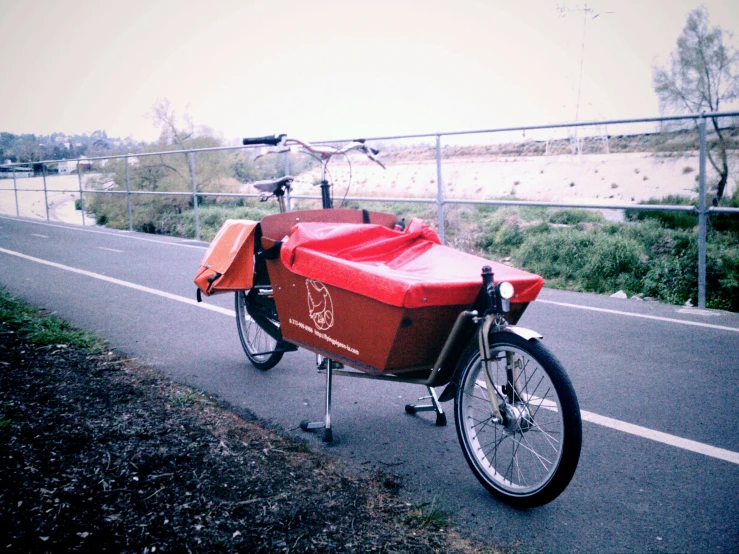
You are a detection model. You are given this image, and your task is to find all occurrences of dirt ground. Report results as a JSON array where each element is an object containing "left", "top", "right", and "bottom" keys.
[{"left": 0, "top": 311, "right": 497, "bottom": 553}]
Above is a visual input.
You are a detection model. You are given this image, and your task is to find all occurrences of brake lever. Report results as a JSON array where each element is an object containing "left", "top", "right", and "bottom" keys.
[
  {"left": 254, "top": 147, "right": 290, "bottom": 161},
  {"left": 365, "top": 146, "right": 386, "bottom": 169}
]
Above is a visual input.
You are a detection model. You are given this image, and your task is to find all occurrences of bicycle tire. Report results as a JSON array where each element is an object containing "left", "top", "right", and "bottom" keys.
[
  {"left": 235, "top": 290, "right": 284, "bottom": 371},
  {"left": 454, "top": 332, "right": 581, "bottom": 508}
]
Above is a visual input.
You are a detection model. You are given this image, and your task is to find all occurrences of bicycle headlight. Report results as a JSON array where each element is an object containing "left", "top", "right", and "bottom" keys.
[{"left": 498, "top": 281, "right": 514, "bottom": 300}]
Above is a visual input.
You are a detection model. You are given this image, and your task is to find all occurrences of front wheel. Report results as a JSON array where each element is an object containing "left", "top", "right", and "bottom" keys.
[
  {"left": 454, "top": 332, "right": 581, "bottom": 508},
  {"left": 235, "top": 290, "right": 284, "bottom": 371}
]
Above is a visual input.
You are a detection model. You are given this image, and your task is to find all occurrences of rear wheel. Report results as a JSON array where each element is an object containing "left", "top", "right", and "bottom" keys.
[
  {"left": 235, "top": 290, "right": 284, "bottom": 370},
  {"left": 454, "top": 332, "right": 581, "bottom": 508}
]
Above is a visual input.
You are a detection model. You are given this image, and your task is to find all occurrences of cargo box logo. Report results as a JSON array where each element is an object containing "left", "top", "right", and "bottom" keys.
[{"left": 306, "top": 279, "right": 334, "bottom": 331}]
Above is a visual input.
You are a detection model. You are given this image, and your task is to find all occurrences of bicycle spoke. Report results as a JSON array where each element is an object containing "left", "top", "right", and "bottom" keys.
[
  {"left": 528, "top": 420, "right": 561, "bottom": 452},
  {"left": 516, "top": 432, "right": 554, "bottom": 469},
  {"left": 521, "top": 431, "right": 544, "bottom": 483},
  {"left": 479, "top": 431, "right": 510, "bottom": 457}
]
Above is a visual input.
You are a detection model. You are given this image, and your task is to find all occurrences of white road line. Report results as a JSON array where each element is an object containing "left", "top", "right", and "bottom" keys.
[
  {"left": 0, "top": 247, "right": 233, "bottom": 317},
  {"left": 581, "top": 410, "right": 739, "bottom": 465},
  {"left": 538, "top": 299, "right": 739, "bottom": 333},
  {"left": 2, "top": 245, "right": 739, "bottom": 465},
  {"left": 0, "top": 215, "right": 208, "bottom": 250},
  {"left": 97, "top": 247, "right": 125, "bottom": 253},
  {"left": 31, "top": 233, "right": 49, "bottom": 238}
]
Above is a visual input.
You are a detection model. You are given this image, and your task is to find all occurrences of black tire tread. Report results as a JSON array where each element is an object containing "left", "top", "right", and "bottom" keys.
[{"left": 235, "top": 291, "right": 284, "bottom": 371}]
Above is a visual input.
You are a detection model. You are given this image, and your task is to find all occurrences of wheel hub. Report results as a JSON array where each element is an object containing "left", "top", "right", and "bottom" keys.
[{"left": 501, "top": 402, "right": 533, "bottom": 434}]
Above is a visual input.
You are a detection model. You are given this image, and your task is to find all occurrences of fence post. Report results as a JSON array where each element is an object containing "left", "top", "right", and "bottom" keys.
[
  {"left": 76, "top": 160, "right": 86, "bottom": 226},
  {"left": 12, "top": 167, "right": 19, "bottom": 217},
  {"left": 697, "top": 116, "right": 707, "bottom": 309},
  {"left": 42, "top": 164, "right": 49, "bottom": 221},
  {"left": 125, "top": 156, "right": 134, "bottom": 231},
  {"left": 189, "top": 151, "right": 201, "bottom": 241},
  {"left": 435, "top": 134, "right": 445, "bottom": 244}
]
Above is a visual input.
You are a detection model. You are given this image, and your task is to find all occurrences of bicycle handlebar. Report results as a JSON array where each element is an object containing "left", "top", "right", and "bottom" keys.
[{"left": 245, "top": 134, "right": 385, "bottom": 169}]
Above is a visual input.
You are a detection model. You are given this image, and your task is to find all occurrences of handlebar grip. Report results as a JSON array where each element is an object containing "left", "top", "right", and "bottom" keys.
[{"left": 242, "top": 134, "right": 286, "bottom": 146}]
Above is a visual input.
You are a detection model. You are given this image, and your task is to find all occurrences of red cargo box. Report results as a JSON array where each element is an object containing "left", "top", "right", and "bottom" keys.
[{"left": 261, "top": 212, "right": 543, "bottom": 374}]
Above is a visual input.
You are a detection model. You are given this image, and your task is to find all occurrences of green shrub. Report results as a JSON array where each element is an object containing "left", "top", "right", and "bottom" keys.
[
  {"left": 517, "top": 205, "right": 549, "bottom": 222},
  {"left": 516, "top": 228, "right": 646, "bottom": 294},
  {"left": 548, "top": 209, "right": 604, "bottom": 226},
  {"left": 641, "top": 245, "right": 697, "bottom": 306},
  {"left": 625, "top": 195, "right": 698, "bottom": 230},
  {"left": 183, "top": 203, "right": 279, "bottom": 241},
  {"left": 712, "top": 188, "right": 739, "bottom": 234},
  {"left": 516, "top": 229, "right": 596, "bottom": 285},
  {"left": 706, "top": 233, "right": 739, "bottom": 311},
  {"left": 476, "top": 211, "right": 525, "bottom": 257},
  {"left": 581, "top": 233, "right": 647, "bottom": 293}
]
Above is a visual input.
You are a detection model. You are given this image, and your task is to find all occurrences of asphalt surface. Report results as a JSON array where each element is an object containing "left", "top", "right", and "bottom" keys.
[{"left": 1, "top": 215, "right": 738, "bottom": 553}]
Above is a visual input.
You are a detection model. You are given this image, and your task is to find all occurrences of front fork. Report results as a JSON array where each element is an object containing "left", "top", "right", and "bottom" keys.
[
  {"left": 478, "top": 314, "right": 523, "bottom": 426},
  {"left": 477, "top": 267, "right": 524, "bottom": 426}
]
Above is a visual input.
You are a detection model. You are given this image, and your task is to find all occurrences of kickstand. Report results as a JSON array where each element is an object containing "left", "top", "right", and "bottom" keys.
[
  {"left": 405, "top": 386, "right": 447, "bottom": 426},
  {"left": 300, "top": 358, "right": 335, "bottom": 443}
]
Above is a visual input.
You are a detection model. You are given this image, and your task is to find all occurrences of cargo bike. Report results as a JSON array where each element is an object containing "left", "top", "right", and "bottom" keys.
[{"left": 195, "top": 134, "right": 582, "bottom": 508}]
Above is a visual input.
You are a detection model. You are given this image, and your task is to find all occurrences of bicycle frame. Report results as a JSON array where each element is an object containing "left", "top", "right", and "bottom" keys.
[{"left": 241, "top": 137, "right": 546, "bottom": 432}]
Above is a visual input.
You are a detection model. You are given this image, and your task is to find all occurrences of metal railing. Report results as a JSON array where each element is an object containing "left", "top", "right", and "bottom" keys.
[{"left": 2, "top": 111, "right": 738, "bottom": 309}]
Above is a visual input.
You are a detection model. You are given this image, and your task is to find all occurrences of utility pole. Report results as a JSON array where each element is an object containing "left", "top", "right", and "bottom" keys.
[{"left": 556, "top": 2, "right": 615, "bottom": 154}]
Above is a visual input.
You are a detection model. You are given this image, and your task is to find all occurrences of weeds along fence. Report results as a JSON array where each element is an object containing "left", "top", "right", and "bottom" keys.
[{"left": 2, "top": 111, "right": 738, "bottom": 309}]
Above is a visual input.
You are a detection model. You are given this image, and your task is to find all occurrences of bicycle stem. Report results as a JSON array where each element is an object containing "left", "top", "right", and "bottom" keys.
[{"left": 320, "top": 163, "right": 332, "bottom": 209}]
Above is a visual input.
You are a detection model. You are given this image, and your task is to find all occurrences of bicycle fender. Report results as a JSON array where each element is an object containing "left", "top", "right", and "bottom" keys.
[
  {"left": 502, "top": 325, "right": 543, "bottom": 341},
  {"left": 437, "top": 325, "right": 543, "bottom": 403}
]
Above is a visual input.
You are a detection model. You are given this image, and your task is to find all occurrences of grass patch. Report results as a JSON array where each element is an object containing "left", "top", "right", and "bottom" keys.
[
  {"left": 0, "top": 290, "right": 106, "bottom": 353},
  {"left": 403, "top": 497, "right": 448, "bottom": 529},
  {"left": 171, "top": 390, "right": 203, "bottom": 407}
]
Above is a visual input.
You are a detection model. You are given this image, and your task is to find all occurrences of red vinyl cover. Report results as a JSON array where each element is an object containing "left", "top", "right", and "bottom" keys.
[
  {"left": 193, "top": 219, "right": 258, "bottom": 295},
  {"left": 280, "top": 219, "right": 544, "bottom": 308}
]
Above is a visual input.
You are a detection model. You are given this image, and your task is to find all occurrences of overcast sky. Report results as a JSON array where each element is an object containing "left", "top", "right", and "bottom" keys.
[{"left": 1, "top": 0, "right": 738, "bottom": 143}]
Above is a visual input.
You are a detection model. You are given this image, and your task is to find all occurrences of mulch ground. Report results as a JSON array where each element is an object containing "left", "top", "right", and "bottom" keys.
[{"left": 0, "top": 319, "right": 495, "bottom": 553}]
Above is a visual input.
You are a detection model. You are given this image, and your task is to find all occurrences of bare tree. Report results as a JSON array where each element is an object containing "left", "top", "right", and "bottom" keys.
[
  {"left": 147, "top": 99, "right": 200, "bottom": 190},
  {"left": 653, "top": 6, "right": 739, "bottom": 202},
  {"left": 149, "top": 99, "right": 194, "bottom": 150}
]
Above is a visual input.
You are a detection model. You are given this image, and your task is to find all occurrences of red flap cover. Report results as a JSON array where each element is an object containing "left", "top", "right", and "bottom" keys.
[
  {"left": 194, "top": 220, "right": 258, "bottom": 295},
  {"left": 280, "top": 220, "right": 543, "bottom": 308}
]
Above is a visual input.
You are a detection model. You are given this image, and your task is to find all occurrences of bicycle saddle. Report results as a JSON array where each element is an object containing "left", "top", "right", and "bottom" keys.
[{"left": 253, "top": 176, "right": 294, "bottom": 194}]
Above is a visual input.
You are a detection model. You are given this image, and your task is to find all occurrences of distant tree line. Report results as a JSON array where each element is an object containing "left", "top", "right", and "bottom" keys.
[{"left": 0, "top": 130, "right": 146, "bottom": 165}]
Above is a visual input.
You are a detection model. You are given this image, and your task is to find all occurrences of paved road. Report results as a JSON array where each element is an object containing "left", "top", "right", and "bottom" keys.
[{"left": 1, "top": 215, "right": 738, "bottom": 553}]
